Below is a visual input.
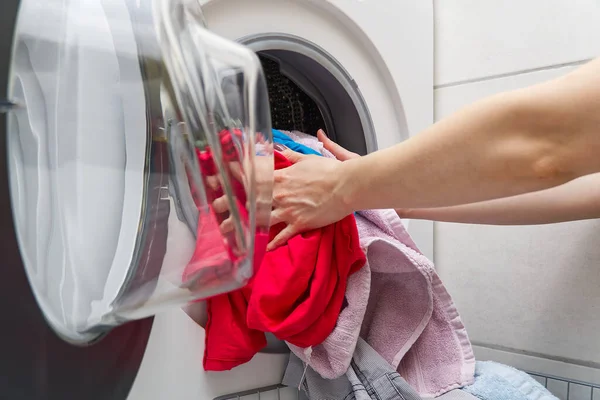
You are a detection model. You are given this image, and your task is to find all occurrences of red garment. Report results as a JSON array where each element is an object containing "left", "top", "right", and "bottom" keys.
[
  {"left": 182, "top": 207, "right": 230, "bottom": 285},
  {"left": 203, "top": 151, "right": 366, "bottom": 371},
  {"left": 196, "top": 129, "right": 247, "bottom": 212},
  {"left": 184, "top": 129, "right": 255, "bottom": 285}
]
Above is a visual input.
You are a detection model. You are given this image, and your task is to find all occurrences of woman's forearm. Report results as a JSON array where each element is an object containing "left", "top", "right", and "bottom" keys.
[
  {"left": 340, "top": 91, "right": 572, "bottom": 211},
  {"left": 397, "top": 173, "right": 600, "bottom": 225},
  {"left": 338, "top": 58, "right": 600, "bottom": 212}
]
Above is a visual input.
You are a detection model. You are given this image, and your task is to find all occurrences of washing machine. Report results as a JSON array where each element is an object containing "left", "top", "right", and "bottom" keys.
[{"left": 0, "top": 0, "right": 433, "bottom": 399}]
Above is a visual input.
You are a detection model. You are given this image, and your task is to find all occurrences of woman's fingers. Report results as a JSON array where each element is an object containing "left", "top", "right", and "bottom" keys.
[
  {"left": 219, "top": 216, "right": 234, "bottom": 235},
  {"left": 213, "top": 195, "right": 229, "bottom": 214},
  {"left": 206, "top": 175, "right": 221, "bottom": 191},
  {"left": 269, "top": 209, "right": 285, "bottom": 227},
  {"left": 267, "top": 224, "right": 298, "bottom": 251},
  {"left": 213, "top": 137, "right": 351, "bottom": 252},
  {"left": 317, "top": 129, "right": 360, "bottom": 161},
  {"left": 228, "top": 161, "right": 244, "bottom": 183}
]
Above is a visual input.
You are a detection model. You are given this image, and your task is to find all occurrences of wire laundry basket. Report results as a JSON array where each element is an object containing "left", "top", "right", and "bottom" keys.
[
  {"left": 213, "top": 384, "right": 300, "bottom": 400},
  {"left": 527, "top": 371, "right": 600, "bottom": 400},
  {"left": 212, "top": 371, "right": 600, "bottom": 400}
]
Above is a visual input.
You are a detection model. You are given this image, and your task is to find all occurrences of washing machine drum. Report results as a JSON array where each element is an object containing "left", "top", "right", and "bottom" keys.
[{"left": 2, "top": 0, "right": 273, "bottom": 397}]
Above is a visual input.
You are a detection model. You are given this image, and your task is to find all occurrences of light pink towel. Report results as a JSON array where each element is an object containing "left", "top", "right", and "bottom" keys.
[{"left": 283, "top": 130, "right": 475, "bottom": 397}]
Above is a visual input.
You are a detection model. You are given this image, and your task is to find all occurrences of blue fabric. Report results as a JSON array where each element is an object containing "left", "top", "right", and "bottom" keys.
[
  {"left": 272, "top": 129, "right": 322, "bottom": 156},
  {"left": 463, "top": 361, "right": 558, "bottom": 400}
]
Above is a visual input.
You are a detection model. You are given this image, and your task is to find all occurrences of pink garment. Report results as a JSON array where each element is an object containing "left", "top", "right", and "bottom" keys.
[{"left": 284, "top": 130, "right": 475, "bottom": 398}]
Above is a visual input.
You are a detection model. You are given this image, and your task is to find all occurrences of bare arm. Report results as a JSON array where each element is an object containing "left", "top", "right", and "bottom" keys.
[
  {"left": 316, "top": 131, "right": 600, "bottom": 226},
  {"left": 269, "top": 58, "right": 600, "bottom": 248},
  {"left": 397, "top": 173, "right": 600, "bottom": 225},
  {"left": 339, "top": 58, "right": 600, "bottom": 212}
]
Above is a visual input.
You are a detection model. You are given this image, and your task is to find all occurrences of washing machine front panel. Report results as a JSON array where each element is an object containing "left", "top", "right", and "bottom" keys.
[
  {"left": 0, "top": 1, "right": 434, "bottom": 399},
  {"left": 199, "top": 0, "right": 433, "bottom": 148},
  {"left": 128, "top": 2, "right": 435, "bottom": 400},
  {"left": 198, "top": 0, "right": 435, "bottom": 259},
  {"left": 2, "top": 0, "right": 276, "bottom": 398},
  {"left": 325, "top": 0, "right": 435, "bottom": 138}
]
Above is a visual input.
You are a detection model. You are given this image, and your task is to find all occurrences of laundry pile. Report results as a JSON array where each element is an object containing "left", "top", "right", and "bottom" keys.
[{"left": 182, "top": 129, "right": 559, "bottom": 400}]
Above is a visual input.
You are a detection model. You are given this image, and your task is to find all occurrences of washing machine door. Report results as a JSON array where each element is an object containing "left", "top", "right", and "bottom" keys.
[{"left": 1, "top": 0, "right": 273, "bottom": 398}]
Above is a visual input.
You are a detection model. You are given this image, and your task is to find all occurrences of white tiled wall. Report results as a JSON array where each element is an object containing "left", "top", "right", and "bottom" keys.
[
  {"left": 433, "top": 0, "right": 600, "bottom": 387},
  {"left": 434, "top": 0, "right": 599, "bottom": 86}
]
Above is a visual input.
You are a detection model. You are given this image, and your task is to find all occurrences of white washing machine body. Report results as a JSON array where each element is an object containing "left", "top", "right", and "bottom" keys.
[
  {"left": 128, "top": 2, "right": 434, "bottom": 399},
  {"left": 197, "top": 0, "right": 435, "bottom": 261},
  {"left": 0, "top": 0, "right": 433, "bottom": 399}
]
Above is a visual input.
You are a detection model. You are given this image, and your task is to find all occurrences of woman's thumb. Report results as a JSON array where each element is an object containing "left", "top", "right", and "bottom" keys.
[{"left": 316, "top": 129, "right": 358, "bottom": 161}]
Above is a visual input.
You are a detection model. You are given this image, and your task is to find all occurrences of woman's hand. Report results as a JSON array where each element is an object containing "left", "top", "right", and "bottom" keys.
[
  {"left": 268, "top": 148, "right": 352, "bottom": 250},
  {"left": 316, "top": 129, "right": 360, "bottom": 161},
  {"left": 266, "top": 130, "right": 360, "bottom": 250},
  {"left": 215, "top": 129, "right": 357, "bottom": 249}
]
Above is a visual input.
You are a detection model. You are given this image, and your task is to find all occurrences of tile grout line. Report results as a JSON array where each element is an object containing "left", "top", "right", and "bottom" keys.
[{"left": 434, "top": 58, "right": 592, "bottom": 90}]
